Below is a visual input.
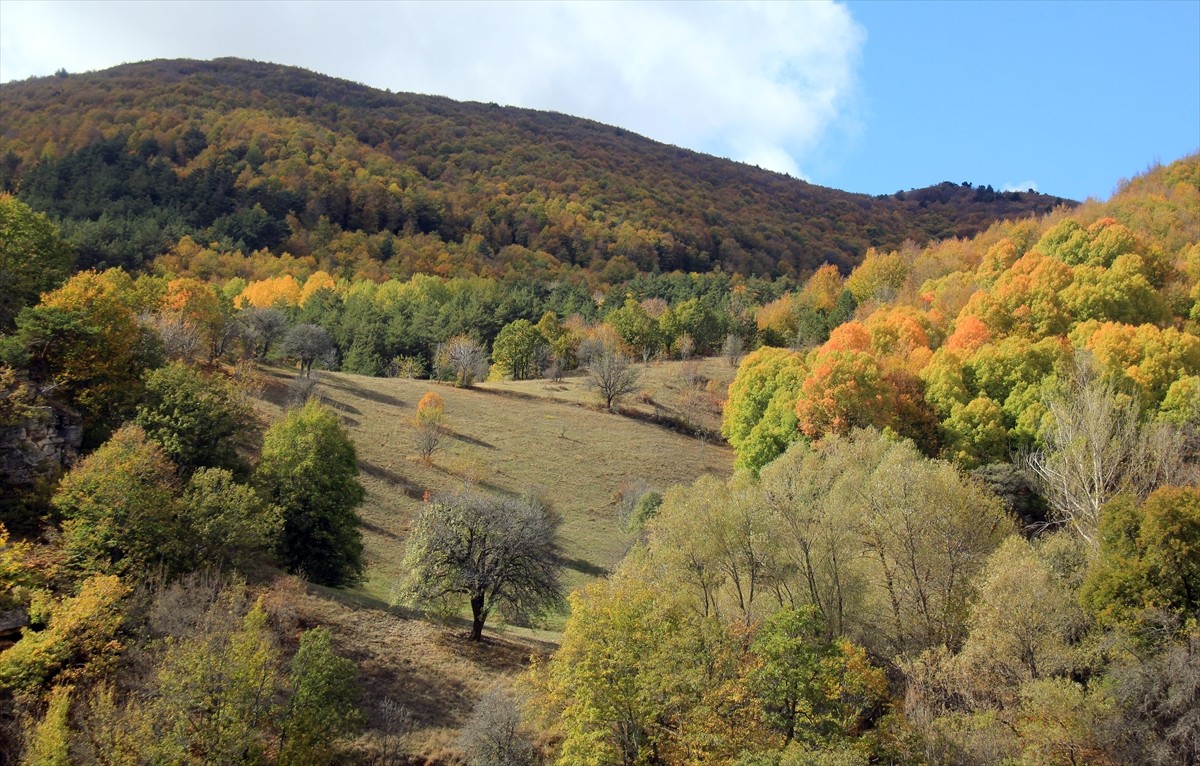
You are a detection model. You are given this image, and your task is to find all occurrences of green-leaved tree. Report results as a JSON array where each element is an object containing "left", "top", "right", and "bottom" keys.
[
  {"left": 0, "top": 194, "right": 74, "bottom": 331},
  {"left": 135, "top": 361, "right": 253, "bottom": 477},
  {"left": 492, "top": 319, "right": 548, "bottom": 380},
  {"left": 279, "top": 627, "right": 362, "bottom": 766},
  {"left": 255, "top": 402, "right": 365, "bottom": 587},
  {"left": 52, "top": 424, "right": 189, "bottom": 577}
]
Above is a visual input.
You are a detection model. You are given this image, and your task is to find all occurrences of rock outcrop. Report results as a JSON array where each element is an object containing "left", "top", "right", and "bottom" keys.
[{"left": 0, "top": 399, "right": 82, "bottom": 490}]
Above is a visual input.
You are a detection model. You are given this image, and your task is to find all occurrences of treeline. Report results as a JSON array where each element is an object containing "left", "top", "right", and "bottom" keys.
[
  {"left": 2, "top": 190, "right": 788, "bottom": 399},
  {"left": 0, "top": 58, "right": 1071, "bottom": 280},
  {"left": 222, "top": 262, "right": 772, "bottom": 378}
]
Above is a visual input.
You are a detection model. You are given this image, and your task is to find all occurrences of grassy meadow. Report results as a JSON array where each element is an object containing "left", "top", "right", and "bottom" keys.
[{"left": 255, "top": 357, "right": 734, "bottom": 605}]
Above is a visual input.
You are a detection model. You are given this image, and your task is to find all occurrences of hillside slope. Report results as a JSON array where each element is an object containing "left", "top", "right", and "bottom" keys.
[
  {"left": 0, "top": 58, "right": 1072, "bottom": 279},
  {"left": 251, "top": 362, "right": 732, "bottom": 607}
]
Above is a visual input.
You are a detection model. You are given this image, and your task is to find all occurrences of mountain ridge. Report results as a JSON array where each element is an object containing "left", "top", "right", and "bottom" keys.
[{"left": 0, "top": 57, "right": 1074, "bottom": 280}]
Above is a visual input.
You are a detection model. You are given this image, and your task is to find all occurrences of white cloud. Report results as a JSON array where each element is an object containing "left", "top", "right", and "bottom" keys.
[
  {"left": 1002, "top": 180, "right": 1039, "bottom": 193},
  {"left": 0, "top": 0, "right": 864, "bottom": 178}
]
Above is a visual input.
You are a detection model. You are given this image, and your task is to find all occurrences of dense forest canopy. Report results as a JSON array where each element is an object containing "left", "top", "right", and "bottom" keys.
[{"left": 0, "top": 58, "right": 1070, "bottom": 282}]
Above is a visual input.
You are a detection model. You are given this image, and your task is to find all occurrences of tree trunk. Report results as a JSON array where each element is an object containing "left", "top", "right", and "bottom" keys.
[{"left": 470, "top": 594, "right": 486, "bottom": 641}]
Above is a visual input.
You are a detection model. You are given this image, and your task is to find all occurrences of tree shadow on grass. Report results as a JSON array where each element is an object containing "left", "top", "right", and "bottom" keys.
[
  {"left": 359, "top": 461, "right": 425, "bottom": 500},
  {"left": 427, "top": 464, "right": 509, "bottom": 496},
  {"left": 350, "top": 386, "right": 409, "bottom": 409},
  {"left": 350, "top": 637, "right": 477, "bottom": 730},
  {"left": 559, "top": 557, "right": 608, "bottom": 577},
  {"left": 317, "top": 377, "right": 409, "bottom": 409},
  {"left": 360, "top": 519, "right": 404, "bottom": 542},
  {"left": 305, "top": 585, "right": 558, "bottom": 733},
  {"left": 445, "top": 429, "right": 496, "bottom": 450},
  {"left": 440, "top": 630, "right": 552, "bottom": 669},
  {"left": 318, "top": 395, "right": 362, "bottom": 416}
]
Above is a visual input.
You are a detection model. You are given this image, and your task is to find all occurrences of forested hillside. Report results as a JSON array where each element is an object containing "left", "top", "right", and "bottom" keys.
[
  {"left": 0, "top": 54, "right": 1196, "bottom": 766},
  {"left": 0, "top": 58, "right": 1069, "bottom": 280},
  {"left": 724, "top": 154, "right": 1199, "bottom": 474}
]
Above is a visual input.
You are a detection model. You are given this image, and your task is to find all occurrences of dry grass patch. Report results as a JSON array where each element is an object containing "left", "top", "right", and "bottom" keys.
[{"left": 268, "top": 576, "right": 556, "bottom": 764}]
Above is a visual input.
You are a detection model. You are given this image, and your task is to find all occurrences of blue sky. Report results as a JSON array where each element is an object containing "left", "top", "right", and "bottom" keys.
[
  {"left": 836, "top": 1, "right": 1200, "bottom": 200},
  {"left": 0, "top": 1, "right": 1197, "bottom": 202}
]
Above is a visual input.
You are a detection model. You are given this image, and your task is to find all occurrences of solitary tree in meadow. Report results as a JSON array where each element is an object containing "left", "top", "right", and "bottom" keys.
[
  {"left": 587, "top": 351, "right": 639, "bottom": 410},
  {"left": 413, "top": 391, "right": 446, "bottom": 463},
  {"left": 402, "top": 489, "right": 563, "bottom": 641}
]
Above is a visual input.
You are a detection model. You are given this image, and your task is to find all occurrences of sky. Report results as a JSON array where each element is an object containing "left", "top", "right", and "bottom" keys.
[{"left": 0, "top": 0, "right": 1197, "bottom": 202}]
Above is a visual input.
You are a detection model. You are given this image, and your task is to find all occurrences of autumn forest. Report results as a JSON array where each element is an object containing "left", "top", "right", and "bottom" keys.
[{"left": 0, "top": 58, "right": 1197, "bottom": 766}]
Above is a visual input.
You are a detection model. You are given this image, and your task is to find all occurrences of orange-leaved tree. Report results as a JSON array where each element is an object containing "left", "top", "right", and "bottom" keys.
[
  {"left": 162, "top": 277, "right": 230, "bottom": 362},
  {"left": 794, "top": 349, "right": 893, "bottom": 440},
  {"left": 414, "top": 391, "right": 446, "bottom": 463}
]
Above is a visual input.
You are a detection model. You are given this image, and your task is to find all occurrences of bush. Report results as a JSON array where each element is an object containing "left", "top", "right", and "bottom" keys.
[
  {"left": 413, "top": 391, "right": 446, "bottom": 463},
  {"left": 386, "top": 355, "right": 425, "bottom": 379},
  {"left": 0, "top": 575, "right": 127, "bottom": 693},
  {"left": 459, "top": 687, "right": 539, "bottom": 766},
  {"left": 625, "top": 491, "right": 663, "bottom": 532}
]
